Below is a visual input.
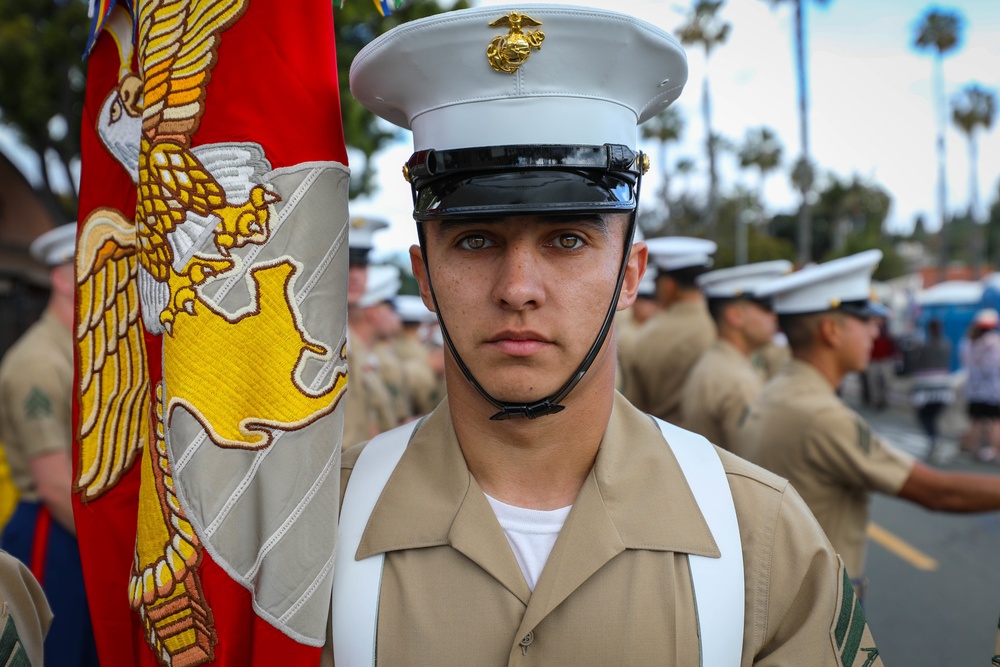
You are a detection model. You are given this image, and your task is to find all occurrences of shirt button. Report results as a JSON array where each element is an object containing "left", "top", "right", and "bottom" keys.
[{"left": 519, "top": 631, "right": 534, "bottom": 655}]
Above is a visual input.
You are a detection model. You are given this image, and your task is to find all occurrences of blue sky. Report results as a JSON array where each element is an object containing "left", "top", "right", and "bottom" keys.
[{"left": 347, "top": 0, "right": 1000, "bottom": 256}]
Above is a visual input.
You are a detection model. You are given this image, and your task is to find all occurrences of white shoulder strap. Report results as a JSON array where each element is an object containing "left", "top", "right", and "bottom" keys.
[
  {"left": 331, "top": 421, "right": 418, "bottom": 667},
  {"left": 332, "top": 418, "right": 744, "bottom": 667},
  {"left": 655, "top": 418, "right": 745, "bottom": 667}
]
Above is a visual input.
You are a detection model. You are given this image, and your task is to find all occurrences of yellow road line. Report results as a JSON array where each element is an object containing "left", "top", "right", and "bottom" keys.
[{"left": 867, "top": 523, "right": 939, "bottom": 571}]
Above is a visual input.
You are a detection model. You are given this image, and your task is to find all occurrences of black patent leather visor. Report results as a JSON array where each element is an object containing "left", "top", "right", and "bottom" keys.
[{"left": 407, "top": 144, "right": 642, "bottom": 221}]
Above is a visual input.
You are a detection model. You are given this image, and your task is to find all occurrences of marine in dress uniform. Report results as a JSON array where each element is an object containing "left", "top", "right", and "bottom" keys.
[
  {"left": 739, "top": 250, "right": 1000, "bottom": 597},
  {"left": 344, "top": 218, "right": 398, "bottom": 447},
  {"left": 614, "top": 269, "right": 658, "bottom": 393},
  {"left": 360, "top": 265, "right": 411, "bottom": 423},
  {"left": 329, "top": 6, "right": 883, "bottom": 665},
  {"left": 680, "top": 260, "right": 791, "bottom": 451},
  {"left": 0, "top": 225, "right": 98, "bottom": 665},
  {"left": 621, "top": 237, "right": 717, "bottom": 423},
  {"left": 394, "top": 295, "right": 444, "bottom": 417}
]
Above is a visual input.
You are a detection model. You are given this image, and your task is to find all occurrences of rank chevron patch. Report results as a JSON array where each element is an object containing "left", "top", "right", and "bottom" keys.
[{"left": 832, "top": 570, "right": 879, "bottom": 667}]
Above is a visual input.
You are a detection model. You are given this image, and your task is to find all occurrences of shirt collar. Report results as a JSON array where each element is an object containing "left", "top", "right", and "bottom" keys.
[{"left": 357, "top": 393, "right": 717, "bottom": 559}]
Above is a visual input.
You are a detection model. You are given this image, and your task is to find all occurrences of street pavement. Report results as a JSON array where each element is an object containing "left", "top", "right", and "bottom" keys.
[{"left": 840, "top": 373, "right": 1000, "bottom": 666}]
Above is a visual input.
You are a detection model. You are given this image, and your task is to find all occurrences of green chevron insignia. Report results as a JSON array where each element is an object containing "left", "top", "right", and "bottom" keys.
[
  {"left": 0, "top": 614, "right": 30, "bottom": 666},
  {"left": 834, "top": 571, "right": 878, "bottom": 666},
  {"left": 23, "top": 387, "right": 52, "bottom": 421},
  {"left": 855, "top": 419, "right": 871, "bottom": 455}
]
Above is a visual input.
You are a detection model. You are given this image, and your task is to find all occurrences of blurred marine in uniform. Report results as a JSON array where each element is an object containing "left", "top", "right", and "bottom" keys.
[
  {"left": 680, "top": 260, "right": 791, "bottom": 451},
  {"left": 331, "top": 5, "right": 883, "bottom": 665},
  {"left": 360, "top": 264, "right": 409, "bottom": 423},
  {"left": 395, "top": 294, "right": 445, "bottom": 417},
  {"left": 344, "top": 218, "right": 398, "bottom": 447},
  {"left": 621, "top": 237, "right": 717, "bottom": 423},
  {"left": 0, "top": 225, "right": 99, "bottom": 665},
  {"left": 739, "top": 250, "right": 1000, "bottom": 599}
]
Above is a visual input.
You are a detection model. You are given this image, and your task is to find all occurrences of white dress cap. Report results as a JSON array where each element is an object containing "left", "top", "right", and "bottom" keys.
[
  {"left": 359, "top": 264, "right": 402, "bottom": 309},
  {"left": 349, "top": 216, "right": 390, "bottom": 251},
  {"left": 29, "top": 224, "right": 77, "bottom": 266},
  {"left": 350, "top": 5, "right": 687, "bottom": 151},
  {"left": 756, "top": 249, "right": 883, "bottom": 315},
  {"left": 645, "top": 237, "right": 717, "bottom": 272},
  {"left": 697, "top": 260, "right": 793, "bottom": 299},
  {"left": 395, "top": 294, "right": 437, "bottom": 324}
]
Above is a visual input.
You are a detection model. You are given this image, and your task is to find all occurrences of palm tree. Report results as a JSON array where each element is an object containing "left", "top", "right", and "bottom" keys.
[
  {"left": 762, "top": 0, "right": 831, "bottom": 264},
  {"left": 951, "top": 83, "right": 997, "bottom": 275},
  {"left": 913, "top": 7, "right": 964, "bottom": 277},
  {"left": 640, "top": 107, "right": 685, "bottom": 212},
  {"left": 737, "top": 127, "right": 783, "bottom": 264},
  {"left": 676, "top": 0, "right": 731, "bottom": 237}
]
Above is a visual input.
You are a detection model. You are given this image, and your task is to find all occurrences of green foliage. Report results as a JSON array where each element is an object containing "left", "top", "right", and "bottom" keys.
[
  {"left": 676, "top": 1, "right": 731, "bottom": 56},
  {"left": 334, "top": 0, "right": 469, "bottom": 199},
  {"left": 952, "top": 83, "right": 997, "bottom": 138},
  {"left": 912, "top": 7, "right": 964, "bottom": 55},
  {"left": 0, "top": 0, "right": 88, "bottom": 219}
]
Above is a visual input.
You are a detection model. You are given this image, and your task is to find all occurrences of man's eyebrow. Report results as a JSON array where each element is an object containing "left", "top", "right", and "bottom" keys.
[{"left": 432, "top": 213, "right": 615, "bottom": 241}]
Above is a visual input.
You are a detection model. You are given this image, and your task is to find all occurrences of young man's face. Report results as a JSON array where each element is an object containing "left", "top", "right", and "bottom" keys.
[
  {"left": 738, "top": 301, "right": 777, "bottom": 350},
  {"left": 347, "top": 264, "right": 368, "bottom": 307},
  {"left": 411, "top": 213, "right": 641, "bottom": 404},
  {"left": 835, "top": 313, "right": 878, "bottom": 372}
]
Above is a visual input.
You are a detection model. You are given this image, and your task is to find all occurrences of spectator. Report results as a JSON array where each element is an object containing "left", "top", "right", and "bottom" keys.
[
  {"left": 862, "top": 316, "right": 897, "bottom": 410},
  {"left": 908, "top": 319, "right": 954, "bottom": 460},
  {"left": 960, "top": 309, "right": 1000, "bottom": 461}
]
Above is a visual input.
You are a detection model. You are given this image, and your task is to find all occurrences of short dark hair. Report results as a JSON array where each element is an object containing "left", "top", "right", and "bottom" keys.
[
  {"left": 778, "top": 312, "right": 832, "bottom": 353},
  {"left": 707, "top": 297, "right": 736, "bottom": 326},
  {"left": 658, "top": 265, "right": 706, "bottom": 290}
]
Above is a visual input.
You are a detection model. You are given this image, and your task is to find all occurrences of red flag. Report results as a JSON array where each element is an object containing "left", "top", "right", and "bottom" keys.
[{"left": 74, "top": 2, "right": 349, "bottom": 665}]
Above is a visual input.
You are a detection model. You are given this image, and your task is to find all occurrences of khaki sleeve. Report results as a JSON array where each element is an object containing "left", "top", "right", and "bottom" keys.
[
  {"left": 0, "top": 360, "right": 69, "bottom": 460},
  {"left": 0, "top": 550, "right": 52, "bottom": 667},
  {"left": 804, "top": 409, "right": 914, "bottom": 496},
  {"left": 753, "top": 483, "right": 882, "bottom": 666},
  {"left": 719, "top": 378, "right": 758, "bottom": 452}
]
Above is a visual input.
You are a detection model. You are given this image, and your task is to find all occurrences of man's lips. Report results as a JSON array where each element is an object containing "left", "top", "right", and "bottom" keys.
[{"left": 486, "top": 331, "right": 553, "bottom": 357}]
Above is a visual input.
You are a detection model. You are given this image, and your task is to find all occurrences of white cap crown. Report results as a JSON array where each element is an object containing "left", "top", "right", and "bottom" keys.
[{"left": 350, "top": 5, "right": 687, "bottom": 151}]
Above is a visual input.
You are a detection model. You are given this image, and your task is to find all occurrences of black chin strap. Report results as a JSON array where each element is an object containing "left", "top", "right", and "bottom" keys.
[{"left": 419, "top": 186, "right": 642, "bottom": 421}]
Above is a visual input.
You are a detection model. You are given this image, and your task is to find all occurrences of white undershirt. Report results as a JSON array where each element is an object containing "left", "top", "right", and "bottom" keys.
[{"left": 484, "top": 494, "right": 572, "bottom": 591}]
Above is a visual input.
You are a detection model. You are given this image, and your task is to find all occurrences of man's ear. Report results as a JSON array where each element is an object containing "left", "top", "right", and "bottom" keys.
[
  {"left": 617, "top": 241, "right": 647, "bottom": 311},
  {"left": 409, "top": 244, "right": 436, "bottom": 313},
  {"left": 816, "top": 313, "right": 842, "bottom": 349}
]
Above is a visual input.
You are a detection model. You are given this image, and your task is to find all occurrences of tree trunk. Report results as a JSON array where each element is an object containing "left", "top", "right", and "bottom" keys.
[
  {"left": 702, "top": 59, "right": 718, "bottom": 236},
  {"left": 794, "top": 0, "right": 812, "bottom": 265},
  {"left": 934, "top": 53, "right": 949, "bottom": 281},
  {"left": 970, "top": 133, "right": 983, "bottom": 277}
]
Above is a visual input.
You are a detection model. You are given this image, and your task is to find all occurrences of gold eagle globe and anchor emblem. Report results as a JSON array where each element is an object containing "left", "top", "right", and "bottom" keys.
[{"left": 487, "top": 11, "right": 544, "bottom": 74}]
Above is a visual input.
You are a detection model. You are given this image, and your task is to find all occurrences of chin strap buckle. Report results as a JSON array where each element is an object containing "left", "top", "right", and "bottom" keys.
[{"left": 489, "top": 401, "right": 566, "bottom": 421}]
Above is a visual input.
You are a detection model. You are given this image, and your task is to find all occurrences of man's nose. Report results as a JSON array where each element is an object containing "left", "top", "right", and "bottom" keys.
[{"left": 492, "top": 240, "right": 546, "bottom": 311}]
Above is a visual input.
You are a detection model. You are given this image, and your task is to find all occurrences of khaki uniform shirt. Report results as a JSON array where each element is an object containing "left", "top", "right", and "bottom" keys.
[
  {"left": 0, "top": 313, "right": 73, "bottom": 500},
  {"left": 328, "top": 393, "right": 882, "bottom": 666},
  {"left": 737, "top": 360, "right": 915, "bottom": 578},
  {"left": 680, "top": 339, "right": 762, "bottom": 451},
  {"left": 374, "top": 340, "right": 411, "bottom": 422},
  {"left": 751, "top": 340, "right": 791, "bottom": 382},
  {"left": 622, "top": 301, "right": 715, "bottom": 423},
  {"left": 0, "top": 549, "right": 52, "bottom": 667},
  {"left": 394, "top": 336, "right": 442, "bottom": 417},
  {"left": 342, "top": 336, "right": 397, "bottom": 449}
]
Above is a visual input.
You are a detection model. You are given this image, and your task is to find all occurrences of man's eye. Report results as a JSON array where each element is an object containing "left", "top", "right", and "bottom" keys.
[
  {"left": 460, "top": 235, "right": 491, "bottom": 250},
  {"left": 556, "top": 234, "right": 583, "bottom": 249}
]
